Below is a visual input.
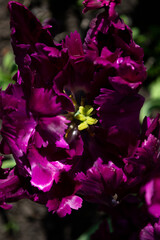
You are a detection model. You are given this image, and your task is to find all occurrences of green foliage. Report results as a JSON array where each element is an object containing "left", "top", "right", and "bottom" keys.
[
  {"left": 77, "top": 0, "right": 83, "bottom": 7},
  {"left": 149, "top": 77, "right": 160, "bottom": 99},
  {"left": 77, "top": 221, "right": 101, "bottom": 240},
  {"left": 0, "top": 51, "right": 17, "bottom": 90},
  {"left": 120, "top": 15, "right": 130, "bottom": 26},
  {"left": 4, "top": 220, "right": 19, "bottom": 234},
  {"left": 140, "top": 77, "right": 160, "bottom": 121},
  {"left": 1, "top": 155, "right": 16, "bottom": 169},
  {"left": 132, "top": 27, "right": 148, "bottom": 46},
  {"left": 0, "top": 52, "right": 17, "bottom": 168}
]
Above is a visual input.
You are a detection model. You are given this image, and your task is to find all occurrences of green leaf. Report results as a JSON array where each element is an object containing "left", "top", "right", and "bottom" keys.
[
  {"left": 140, "top": 99, "right": 160, "bottom": 121},
  {"left": 0, "top": 51, "right": 17, "bottom": 90},
  {"left": 77, "top": 222, "right": 101, "bottom": 240},
  {"left": 1, "top": 157, "right": 16, "bottom": 169},
  {"left": 3, "top": 52, "right": 15, "bottom": 72},
  {"left": 132, "top": 27, "right": 140, "bottom": 39},
  {"left": 120, "top": 15, "right": 130, "bottom": 25},
  {"left": 149, "top": 77, "right": 160, "bottom": 99}
]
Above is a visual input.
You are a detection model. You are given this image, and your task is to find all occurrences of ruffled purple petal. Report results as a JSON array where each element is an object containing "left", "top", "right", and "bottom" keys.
[
  {"left": 140, "top": 220, "right": 160, "bottom": 240},
  {"left": 0, "top": 168, "right": 30, "bottom": 209},
  {"left": 38, "top": 116, "right": 69, "bottom": 148},
  {"left": 141, "top": 177, "right": 160, "bottom": 218},
  {"left": 63, "top": 31, "right": 84, "bottom": 57},
  {"left": 47, "top": 195, "right": 82, "bottom": 217},
  {"left": 83, "top": 0, "right": 121, "bottom": 13},
  {"left": 76, "top": 158, "right": 126, "bottom": 206},
  {"left": 95, "top": 89, "right": 144, "bottom": 153},
  {"left": 53, "top": 53, "right": 94, "bottom": 98},
  {"left": 8, "top": 1, "right": 53, "bottom": 53},
  {"left": 0, "top": 85, "right": 36, "bottom": 157},
  {"left": 27, "top": 147, "right": 71, "bottom": 192},
  {"left": 29, "top": 88, "right": 61, "bottom": 116},
  {"left": 42, "top": 172, "right": 83, "bottom": 216}
]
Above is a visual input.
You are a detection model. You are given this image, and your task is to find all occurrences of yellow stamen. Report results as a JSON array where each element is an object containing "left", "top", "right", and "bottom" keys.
[{"left": 74, "top": 105, "right": 98, "bottom": 131}]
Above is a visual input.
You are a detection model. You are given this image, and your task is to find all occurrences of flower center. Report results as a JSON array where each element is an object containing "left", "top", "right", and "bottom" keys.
[
  {"left": 64, "top": 91, "right": 98, "bottom": 142},
  {"left": 74, "top": 105, "right": 98, "bottom": 131}
]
